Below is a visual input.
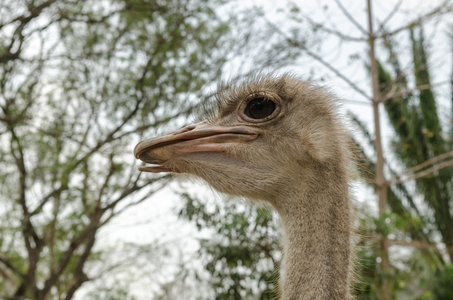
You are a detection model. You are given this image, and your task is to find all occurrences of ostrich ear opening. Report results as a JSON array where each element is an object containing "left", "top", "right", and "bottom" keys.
[{"left": 300, "top": 122, "right": 338, "bottom": 162}]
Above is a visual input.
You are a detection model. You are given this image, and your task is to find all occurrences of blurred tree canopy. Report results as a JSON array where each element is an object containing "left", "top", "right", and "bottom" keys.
[
  {"left": 0, "top": 0, "right": 231, "bottom": 298},
  {"left": 1, "top": 0, "right": 453, "bottom": 299}
]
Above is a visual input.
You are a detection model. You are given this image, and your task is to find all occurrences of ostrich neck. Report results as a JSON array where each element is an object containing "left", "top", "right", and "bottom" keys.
[{"left": 274, "top": 165, "right": 352, "bottom": 300}]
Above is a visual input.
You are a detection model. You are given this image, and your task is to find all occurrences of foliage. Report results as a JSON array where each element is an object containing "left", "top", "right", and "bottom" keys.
[
  {"left": 431, "top": 264, "right": 453, "bottom": 300},
  {"left": 351, "top": 26, "right": 453, "bottom": 299},
  {"left": 178, "top": 192, "right": 280, "bottom": 299},
  {"left": 0, "top": 0, "right": 231, "bottom": 299}
]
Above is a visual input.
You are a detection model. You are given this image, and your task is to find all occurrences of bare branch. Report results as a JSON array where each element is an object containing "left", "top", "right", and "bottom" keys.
[
  {"left": 373, "top": 234, "right": 453, "bottom": 252},
  {"left": 111, "top": 178, "right": 171, "bottom": 214},
  {"left": 30, "top": 186, "right": 66, "bottom": 216},
  {"left": 392, "top": 160, "right": 453, "bottom": 185},
  {"left": 300, "top": 11, "right": 366, "bottom": 42},
  {"left": 0, "top": 0, "right": 58, "bottom": 30},
  {"left": 390, "top": 151, "right": 453, "bottom": 183},
  {"left": 97, "top": 153, "right": 117, "bottom": 205},
  {"left": 389, "top": 238, "right": 446, "bottom": 251},
  {"left": 378, "top": 0, "right": 403, "bottom": 32},
  {"left": 0, "top": 255, "right": 25, "bottom": 282},
  {"left": 40, "top": 213, "right": 101, "bottom": 297},
  {"left": 9, "top": 126, "right": 44, "bottom": 298},
  {"left": 334, "top": 0, "right": 368, "bottom": 34},
  {"left": 101, "top": 174, "right": 171, "bottom": 214},
  {"left": 378, "top": 1, "right": 453, "bottom": 39},
  {"left": 380, "top": 80, "right": 452, "bottom": 103},
  {"left": 263, "top": 17, "right": 371, "bottom": 100},
  {"left": 0, "top": 263, "right": 18, "bottom": 291},
  {"left": 367, "top": 1, "right": 392, "bottom": 297},
  {"left": 63, "top": 227, "right": 97, "bottom": 300},
  {"left": 115, "top": 105, "right": 197, "bottom": 141}
]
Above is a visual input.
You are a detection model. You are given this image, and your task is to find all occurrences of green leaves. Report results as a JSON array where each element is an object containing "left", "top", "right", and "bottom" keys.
[
  {"left": 352, "top": 25, "right": 453, "bottom": 299},
  {"left": 178, "top": 192, "right": 279, "bottom": 299},
  {"left": 0, "top": 0, "right": 232, "bottom": 298},
  {"left": 431, "top": 264, "right": 453, "bottom": 300}
]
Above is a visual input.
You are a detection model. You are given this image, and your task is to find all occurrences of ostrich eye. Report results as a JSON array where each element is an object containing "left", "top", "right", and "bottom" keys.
[{"left": 244, "top": 97, "right": 276, "bottom": 120}]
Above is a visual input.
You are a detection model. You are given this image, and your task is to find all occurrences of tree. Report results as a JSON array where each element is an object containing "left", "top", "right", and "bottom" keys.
[
  {"left": 352, "top": 25, "right": 453, "bottom": 299},
  {"left": 178, "top": 1, "right": 453, "bottom": 299},
  {"left": 0, "top": 0, "right": 231, "bottom": 298},
  {"left": 178, "top": 192, "right": 280, "bottom": 299}
]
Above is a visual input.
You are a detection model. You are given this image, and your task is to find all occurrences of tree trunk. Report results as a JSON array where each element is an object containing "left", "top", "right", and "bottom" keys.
[{"left": 367, "top": 0, "right": 392, "bottom": 299}]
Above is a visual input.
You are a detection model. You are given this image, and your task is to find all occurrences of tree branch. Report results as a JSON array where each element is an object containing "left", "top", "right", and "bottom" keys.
[
  {"left": 263, "top": 17, "right": 371, "bottom": 100},
  {"left": 390, "top": 151, "right": 453, "bottom": 185},
  {"left": 9, "top": 127, "right": 43, "bottom": 298},
  {"left": 96, "top": 153, "right": 117, "bottom": 205},
  {"left": 63, "top": 224, "right": 97, "bottom": 300},
  {"left": 377, "top": 0, "right": 403, "bottom": 32},
  {"left": 373, "top": 234, "right": 452, "bottom": 253},
  {"left": 0, "top": 0, "right": 58, "bottom": 30},
  {"left": 0, "top": 255, "right": 25, "bottom": 282},
  {"left": 378, "top": 1, "right": 453, "bottom": 39},
  {"left": 392, "top": 160, "right": 453, "bottom": 184},
  {"left": 101, "top": 174, "right": 170, "bottom": 214},
  {"left": 40, "top": 212, "right": 101, "bottom": 297},
  {"left": 334, "top": 0, "right": 368, "bottom": 34},
  {"left": 298, "top": 9, "right": 366, "bottom": 42},
  {"left": 30, "top": 185, "right": 66, "bottom": 216},
  {"left": 380, "top": 80, "right": 452, "bottom": 103}
]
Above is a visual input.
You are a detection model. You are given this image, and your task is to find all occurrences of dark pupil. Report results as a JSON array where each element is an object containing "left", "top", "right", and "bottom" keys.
[{"left": 244, "top": 97, "right": 276, "bottom": 119}]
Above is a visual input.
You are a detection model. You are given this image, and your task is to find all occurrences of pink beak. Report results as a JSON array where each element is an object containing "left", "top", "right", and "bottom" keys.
[{"left": 134, "top": 122, "right": 259, "bottom": 173}]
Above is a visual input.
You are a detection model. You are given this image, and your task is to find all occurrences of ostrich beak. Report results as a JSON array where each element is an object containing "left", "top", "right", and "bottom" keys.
[{"left": 134, "top": 122, "right": 259, "bottom": 173}]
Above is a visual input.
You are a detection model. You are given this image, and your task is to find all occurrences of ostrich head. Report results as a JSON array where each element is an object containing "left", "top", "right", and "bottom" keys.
[{"left": 134, "top": 74, "right": 347, "bottom": 208}]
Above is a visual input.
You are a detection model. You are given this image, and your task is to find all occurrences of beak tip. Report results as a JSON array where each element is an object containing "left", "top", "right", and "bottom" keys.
[{"left": 134, "top": 141, "right": 145, "bottom": 160}]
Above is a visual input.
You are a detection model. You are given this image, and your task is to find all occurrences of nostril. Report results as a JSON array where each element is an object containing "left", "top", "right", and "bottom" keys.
[
  {"left": 172, "top": 125, "right": 194, "bottom": 135},
  {"left": 172, "top": 121, "right": 205, "bottom": 135}
]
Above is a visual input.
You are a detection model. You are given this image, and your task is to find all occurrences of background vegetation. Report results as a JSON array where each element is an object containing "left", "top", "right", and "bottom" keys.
[{"left": 0, "top": 0, "right": 452, "bottom": 299}]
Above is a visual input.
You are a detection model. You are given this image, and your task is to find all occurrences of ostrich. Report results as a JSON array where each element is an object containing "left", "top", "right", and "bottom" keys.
[{"left": 134, "top": 74, "right": 354, "bottom": 299}]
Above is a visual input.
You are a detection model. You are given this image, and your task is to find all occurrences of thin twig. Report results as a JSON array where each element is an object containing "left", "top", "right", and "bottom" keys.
[
  {"left": 399, "top": 151, "right": 453, "bottom": 177},
  {"left": 392, "top": 159, "right": 453, "bottom": 185},
  {"left": 0, "top": 255, "right": 26, "bottom": 281},
  {"left": 380, "top": 80, "right": 452, "bottom": 103},
  {"left": 263, "top": 17, "right": 371, "bottom": 100},
  {"left": 300, "top": 11, "right": 366, "bottom": 42},
  {"left": 372, "top": 234, "right": 453, "bottom": 252},
  {"left": 333, "top": 0, "right": 368, "bottom": 34},
  {"left": 378, "top": 0, "right": 403, "bottom": 32},
  {"left": 378, "top": 1, "right": 453, "bottom": 39}
]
